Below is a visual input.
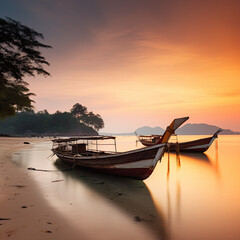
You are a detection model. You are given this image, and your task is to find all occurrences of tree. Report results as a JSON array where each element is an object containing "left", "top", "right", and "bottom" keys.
[
  {"left": 0, "top": 17, "right": 52, "bottom": 118},
  {"left": 82, "top": 112, "right": 104, "bottom": 131},
  {"left": 70, "top": 103, "right": 87, "bottom": 119},
  {"left": 70, "top": 103, "right": 104, "bottom": 131}
]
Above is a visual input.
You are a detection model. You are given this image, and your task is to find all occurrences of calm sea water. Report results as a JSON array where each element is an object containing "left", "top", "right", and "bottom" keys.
[{"left": 12, "top": 135, "right": 240, "bottom": 240}]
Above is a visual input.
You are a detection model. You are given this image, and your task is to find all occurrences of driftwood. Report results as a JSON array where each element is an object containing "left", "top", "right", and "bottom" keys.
[{"left": 51, "top": 180, "right": 64, "bottom": 183}]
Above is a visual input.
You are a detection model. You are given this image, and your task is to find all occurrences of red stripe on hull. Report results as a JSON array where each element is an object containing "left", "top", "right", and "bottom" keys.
[
  {"left": 60, "top": 159, "right": 154, "bottom": 180},
  {"left": 140, "top": 136, "right": 215, "bottom": 153}
]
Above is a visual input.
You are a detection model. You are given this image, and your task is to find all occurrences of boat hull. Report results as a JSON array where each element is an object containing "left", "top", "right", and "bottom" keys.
[
  {"left": 168, "top": 136, "right": 216, "bottom": 153},
  {"left": 52, "top": 143, "right": 166, "bottom": 180},
  {"left": 139, "top": 134, "right": 218, "bottom": 153}
]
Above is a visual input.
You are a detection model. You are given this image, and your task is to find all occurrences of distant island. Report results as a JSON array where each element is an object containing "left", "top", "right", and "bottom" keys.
[
  {"left": 175, "top": 123, "right": 240, "bottom": 135},
  {"left": 101, "top": 123, "right": 240, "bottom": 135}
]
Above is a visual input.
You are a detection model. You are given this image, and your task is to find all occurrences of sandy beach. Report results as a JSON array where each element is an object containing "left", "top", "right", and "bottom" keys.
[{"left": 0, "top": 137, "right": 85, "bottom": 240}]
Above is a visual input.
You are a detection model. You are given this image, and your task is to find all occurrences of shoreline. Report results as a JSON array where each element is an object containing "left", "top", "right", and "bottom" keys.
[{"left": 0, "top": 137, "right": 86, "bottom": 240}]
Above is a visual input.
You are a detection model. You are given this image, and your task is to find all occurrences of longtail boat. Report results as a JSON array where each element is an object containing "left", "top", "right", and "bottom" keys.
[
  {"left": 51, "top": 117, "right": 189, "bottom": 180},
  {"left": 137, "top": 129, "right": 222, "bottom": 153}
]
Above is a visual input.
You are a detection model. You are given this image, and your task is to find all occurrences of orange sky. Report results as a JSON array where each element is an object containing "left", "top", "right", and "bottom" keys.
[{"left": 2, "top": 0, "right": 240, "bottom": 132}]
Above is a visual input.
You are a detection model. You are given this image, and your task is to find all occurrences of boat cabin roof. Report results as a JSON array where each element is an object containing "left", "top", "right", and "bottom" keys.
[
  {"left": 52, "top": 135, "right": 116, "bottom": 143},
  {"left": 139, "top": 135, "right": 161, "bottom": 137}
]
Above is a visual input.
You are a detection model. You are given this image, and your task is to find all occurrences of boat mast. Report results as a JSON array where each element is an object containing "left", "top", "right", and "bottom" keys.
[
  {"left": 114, "top": 138, "right": 117, "bottom": 152},
  {"left": 160, "top": 117, "right": 189, "bottom": 144}
]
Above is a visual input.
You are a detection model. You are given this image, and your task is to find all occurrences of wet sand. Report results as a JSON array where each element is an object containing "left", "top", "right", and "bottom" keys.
[{"left": 0, "top": 137, "right": 86, "bottom": 240}]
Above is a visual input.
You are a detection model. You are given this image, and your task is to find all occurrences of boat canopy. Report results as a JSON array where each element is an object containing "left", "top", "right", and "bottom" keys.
[{"left": 52, "top": 135, "right": 116, "bottom": 143}]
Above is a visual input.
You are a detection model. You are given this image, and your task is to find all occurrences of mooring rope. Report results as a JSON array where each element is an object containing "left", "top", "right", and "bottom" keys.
[
  {"left": 47, "top": 152, "right": 55, "bottom": 159},
  {"left": 28, "top": 152, "right": 79, "bottom": 172},
  {"left": 71, "top": 154, "right": 78, "bottom": 169}
]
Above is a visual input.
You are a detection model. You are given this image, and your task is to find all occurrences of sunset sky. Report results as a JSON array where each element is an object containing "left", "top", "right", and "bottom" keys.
[{"left": 1, "top": 0, "right": 240, "bottom": 132}]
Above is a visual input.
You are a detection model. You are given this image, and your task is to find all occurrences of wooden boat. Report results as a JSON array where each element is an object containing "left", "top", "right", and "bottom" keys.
[
  {"left": 51, "top": 117, "right": 189, "bottom": 180},
  {"left": 137, "top": 129, "right": 222, "bottom": 153}
]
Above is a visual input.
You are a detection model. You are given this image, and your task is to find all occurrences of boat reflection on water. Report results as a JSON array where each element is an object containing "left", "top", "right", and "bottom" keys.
[
  {"left": 54, "top": 159, "right": 169, "bottom": 240},
  {"left": 175, "top": 141, "right": 220, "bottom": 177},
  {"left": 177, "top": 152, "right": 210, "bottom": 162},
  {"left": 166, "top": 136, "right": 219, "bottom": 173},
  {"left": 144, "top": 144, "right": 220, "bottom": 240}
]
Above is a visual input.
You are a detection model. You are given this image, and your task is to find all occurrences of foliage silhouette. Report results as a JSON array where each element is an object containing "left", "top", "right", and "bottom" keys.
[
  {"left": 0, "top": 103, "right": 104, "bottom": 135},
  {"left": 0, "top": 17, "right": 51, "bottom": 118},
  {"left": 71, "top": 103, "right": 104, "bottom": 131}
]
